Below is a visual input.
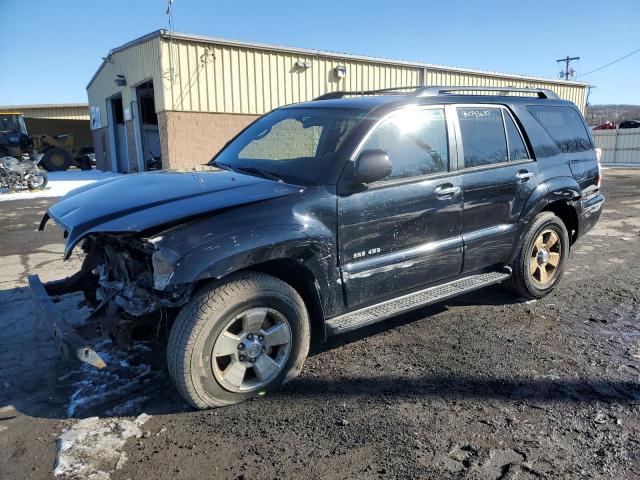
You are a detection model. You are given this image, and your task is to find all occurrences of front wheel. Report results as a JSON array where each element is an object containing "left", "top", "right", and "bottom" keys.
[
  {"left": 167, "top": 272, "right": 310, "bottom": 409},
  {"left": 506, "top": 212, "right": 570, "bottom": 300}
]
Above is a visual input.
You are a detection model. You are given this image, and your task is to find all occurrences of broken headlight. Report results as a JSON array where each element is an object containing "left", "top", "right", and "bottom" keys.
[{"left": 151, "top": 246, "right": 180, "bottom": 290}]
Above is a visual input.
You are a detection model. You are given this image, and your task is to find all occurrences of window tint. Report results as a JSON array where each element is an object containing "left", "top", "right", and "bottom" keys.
[
  {"left": 361, "top": 108, "right": 448, "bottom": 180},
  {"left": 457, "top": 108, "right": 507, "bottom": 167},
  {"left": 528, "top": 106, "right": 592, "bottom": 153},
  {"left": 504, "top": 112, "right": 529, "bottom": 160}
]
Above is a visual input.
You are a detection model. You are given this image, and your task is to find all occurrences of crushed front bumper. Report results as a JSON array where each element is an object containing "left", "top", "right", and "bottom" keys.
[{"left": 28, "top": 274, "right": 106, "bottom": 369}]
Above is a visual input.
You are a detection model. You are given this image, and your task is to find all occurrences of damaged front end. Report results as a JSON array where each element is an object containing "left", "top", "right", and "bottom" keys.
[{"left": 30, "top": 232, "right": 194, "bottom": 368}]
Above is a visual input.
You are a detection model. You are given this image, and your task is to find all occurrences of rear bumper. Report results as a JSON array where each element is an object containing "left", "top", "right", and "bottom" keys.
[
  {"left": 578, "top": 193, "right": 605, "bottom": 237},
  {"left": 28, "top": 274, "right": 106, "bottom": 369}
]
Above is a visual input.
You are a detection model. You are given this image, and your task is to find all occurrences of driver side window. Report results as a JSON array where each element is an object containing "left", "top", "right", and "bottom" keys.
[{"left": 361, "top": 107, "right": 449, "bottom": 181}]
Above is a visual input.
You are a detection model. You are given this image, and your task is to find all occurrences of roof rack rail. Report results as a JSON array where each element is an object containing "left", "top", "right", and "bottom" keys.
[
  {"left": 416, "top": 86, "right": 559, "bottom": 99},
  {"left": 314, "top": 86, "right": 424, "bottom": 100},
  {"left": 313, "top": 85, "right": 559, "bottom": 101}
]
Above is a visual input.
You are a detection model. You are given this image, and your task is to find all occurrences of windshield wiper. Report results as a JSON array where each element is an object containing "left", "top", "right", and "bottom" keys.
[{"left": 233, "top": 166, "right": 283, "bottom": 181}]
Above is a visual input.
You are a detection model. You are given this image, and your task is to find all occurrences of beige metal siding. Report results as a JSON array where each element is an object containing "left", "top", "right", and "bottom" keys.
[
  {"left": 424, "top": 69, "right": 587, "bottom": 112},
  {"left": 0, "top": 105, "right": 89, "bottom": 120},
  {"left": 87, "top": 37, "right": 163, "bottom": 128},
  {"left": 160, "top": 38, "right": 422, "bottom": 114}
]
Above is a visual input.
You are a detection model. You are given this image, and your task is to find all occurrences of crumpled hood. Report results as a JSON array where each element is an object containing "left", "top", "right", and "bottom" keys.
[{"left": 45, "top": 167, "right": 300, "bottom": 257}]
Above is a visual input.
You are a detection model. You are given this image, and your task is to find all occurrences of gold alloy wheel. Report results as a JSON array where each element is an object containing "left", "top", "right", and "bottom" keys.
[{"left": 530, "top": 228, "right": 561, "bottom": 285}]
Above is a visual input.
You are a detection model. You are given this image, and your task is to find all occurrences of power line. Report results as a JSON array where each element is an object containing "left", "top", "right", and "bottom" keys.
[{"left": 578, "top": 47, "right": 640, "bottom": 78}]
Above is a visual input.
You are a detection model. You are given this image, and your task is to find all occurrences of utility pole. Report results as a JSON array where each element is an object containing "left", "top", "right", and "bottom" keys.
[{"left": 556, "top": 56, "right": 580, "bottom": 80}]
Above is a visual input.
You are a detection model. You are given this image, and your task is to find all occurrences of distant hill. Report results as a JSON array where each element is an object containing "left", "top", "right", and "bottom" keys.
[{"left": 586, "top": 104, "right": 640, "bottom": 126}]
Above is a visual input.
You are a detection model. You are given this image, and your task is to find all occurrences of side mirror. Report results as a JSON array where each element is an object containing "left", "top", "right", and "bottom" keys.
[{"left": 354, "top": 149, "right": 392, "bottom": 185}]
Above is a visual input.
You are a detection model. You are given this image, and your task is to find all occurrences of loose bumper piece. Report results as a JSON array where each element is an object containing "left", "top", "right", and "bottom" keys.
[{"left": 28, "top": 274, "right": 106, "bottom": 369}]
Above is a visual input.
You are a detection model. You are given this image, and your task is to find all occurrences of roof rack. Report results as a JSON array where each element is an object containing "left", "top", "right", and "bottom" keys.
[
  {"left": 314, "top": 86, "right": 424, "bottom": 100},
  {"left": 416, "top": 86, "right": 559, "bottom": 99},
  {"left": 314, "top": 85, "right": 559, "bottom": 101}
]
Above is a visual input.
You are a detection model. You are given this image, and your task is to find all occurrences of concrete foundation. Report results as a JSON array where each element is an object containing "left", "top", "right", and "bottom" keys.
[{"left": 158, "top": 111, "right": 258, "bottom": 170}]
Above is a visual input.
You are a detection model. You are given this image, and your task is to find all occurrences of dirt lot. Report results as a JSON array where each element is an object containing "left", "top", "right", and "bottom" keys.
[{"left": 1, "top": 169, "right": 639, "bottom": 479}]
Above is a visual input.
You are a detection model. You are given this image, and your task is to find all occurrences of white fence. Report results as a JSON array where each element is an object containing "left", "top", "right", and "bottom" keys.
[{"left": 592, "top": 129, "right": 640, "bottom": 166}]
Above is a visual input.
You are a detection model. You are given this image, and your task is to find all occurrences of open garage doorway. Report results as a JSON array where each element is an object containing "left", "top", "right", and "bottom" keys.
[{"left": 136, "top": 81, "right": 161, "bottom": 171}]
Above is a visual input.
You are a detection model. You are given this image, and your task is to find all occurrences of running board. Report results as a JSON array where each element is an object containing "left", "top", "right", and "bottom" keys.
[{"left": 326, "top": 269, "right": 511, "bottom": 335}]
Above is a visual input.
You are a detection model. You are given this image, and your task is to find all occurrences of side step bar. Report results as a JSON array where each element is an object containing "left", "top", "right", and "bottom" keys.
[
  {"left": 326, "top": 269, "right": 511, "bottom": 335},
  {"left": 28, "top": 274, "right": 106, "bottom": 369}
]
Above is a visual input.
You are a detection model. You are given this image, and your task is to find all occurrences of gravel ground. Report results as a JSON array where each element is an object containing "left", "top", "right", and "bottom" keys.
[{"left": 0, "top": 169, "right": 639, "bottom": 479}]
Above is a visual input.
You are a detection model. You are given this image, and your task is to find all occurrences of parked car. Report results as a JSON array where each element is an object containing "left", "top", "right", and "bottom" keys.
[
  {"left": 31, "top": 86, "right": 604, "bottom": 409},
  {"left": 618, "top": 119, "right": 640, "bottom": 129},
  {"left": 592, "top": 121, "right": 616, "bottom": 130}
]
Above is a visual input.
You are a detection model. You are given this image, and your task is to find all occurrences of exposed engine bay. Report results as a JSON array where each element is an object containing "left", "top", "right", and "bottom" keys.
[{"left": 60, "top": 234, "right": 193, "bottom": 348}]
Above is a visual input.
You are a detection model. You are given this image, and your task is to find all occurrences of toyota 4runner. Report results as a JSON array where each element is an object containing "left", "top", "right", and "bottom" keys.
[{"left": 30, "top": 86, "right": 604, "bottom": 408}]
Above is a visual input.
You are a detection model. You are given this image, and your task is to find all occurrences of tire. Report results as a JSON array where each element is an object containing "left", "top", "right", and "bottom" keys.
[
  {"left": 41, "top": 147, "right": 71, "bottom": 171},
  {"left": 167, "top": 272, "right": 310, "bottom": 409},
  {"left": 27, "top": 171, "right": 48, "bottom": 190},
  {"left": 77, "top": 156, "right": 93, "bottom": 170},
  {"left": 506, "top": 212, "right": 570, "bottom": 300}
]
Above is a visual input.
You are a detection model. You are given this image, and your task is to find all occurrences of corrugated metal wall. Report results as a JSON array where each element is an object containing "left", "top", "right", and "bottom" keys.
[
  {"left": 160, "top": 38, "right": 422, "bottom": 114},
  {"left": 158, "top": 36, "right": 588, "bottom": 115},
  {"left": 87, "top": 32, "right": 589, "bottom": 128},
  {"left": 593, "top": 129, "right": 640, "bottom": 165},
  {"left": 0, "top": 105, "right": 89, "bottom": 120},
  {"left": 87, "top": 36, "right": 163, "bottom": 128}
]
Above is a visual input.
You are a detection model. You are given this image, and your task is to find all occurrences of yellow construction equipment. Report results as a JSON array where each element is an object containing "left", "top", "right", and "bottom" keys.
[{"left": 0, "top": 112, "right": 93, "bottom": 171}]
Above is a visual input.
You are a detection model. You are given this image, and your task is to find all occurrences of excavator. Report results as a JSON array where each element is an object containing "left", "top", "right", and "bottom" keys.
[{"left": 0, "top": 112, "right": 94, "bottom": 171}]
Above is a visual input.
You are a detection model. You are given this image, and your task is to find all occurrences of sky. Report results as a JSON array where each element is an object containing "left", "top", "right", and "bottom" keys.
[{"left": 1, "top": 0, "right": 639, "bottom": 106}]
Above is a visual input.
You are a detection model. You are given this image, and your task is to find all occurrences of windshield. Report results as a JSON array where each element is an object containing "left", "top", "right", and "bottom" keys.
[
  {"left": 211, "top": 107, "right": 366, "bottom": 185},
  {"left": 0, "top": 115, "right": 27, "bottom": 134}
]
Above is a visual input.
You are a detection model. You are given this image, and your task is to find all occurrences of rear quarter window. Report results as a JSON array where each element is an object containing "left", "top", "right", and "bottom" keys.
[{"left": 527, "top": 105, "right": 592, "bottom": 153}]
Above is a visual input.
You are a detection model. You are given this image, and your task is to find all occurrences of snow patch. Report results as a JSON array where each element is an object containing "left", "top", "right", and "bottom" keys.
[
  {"left": 54, "top": 413, "right": 150, "bottom": 479},
  {"left": 0, "top": 170, "right": 121, "bottom": 202}
]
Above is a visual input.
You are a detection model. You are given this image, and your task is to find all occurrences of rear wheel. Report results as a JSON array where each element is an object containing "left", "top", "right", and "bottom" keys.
[
  {"left": 76, "top": 155, "right": 93, "bottom": 170},
  {"left": 507, "top": 212, "right": 570, "bottom": 299},
  {"left": 41, "top": 147, "right": 71, "bottom": 171},
  {"left": 27, "top": 171, "right": 48, "bottom": 190},
  {"left": 167, "top": 272, "right": 310, "bottom": 408}
]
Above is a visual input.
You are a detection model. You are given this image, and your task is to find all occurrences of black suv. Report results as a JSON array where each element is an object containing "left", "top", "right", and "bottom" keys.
[{"left": 31, "top": 86, "right": 604, "bottom": 408}]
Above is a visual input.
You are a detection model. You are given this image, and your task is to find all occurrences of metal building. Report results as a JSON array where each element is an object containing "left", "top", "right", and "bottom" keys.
[
  {"left": 87, "top": 30, "right": 589, "bottom": 173},
  {"left": 0, "top": 103, "right": 92, "bottom": 152}
]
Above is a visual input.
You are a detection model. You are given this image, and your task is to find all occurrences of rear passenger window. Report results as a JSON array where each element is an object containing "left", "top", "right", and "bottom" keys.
[
  {"left": 504, "top": 112, "right": 530, "bottom": 160},
  {"left": 361, "top": 107, "right": 448, "bottom": 181},
  {"left": 457, "top": 108, "right": 507, "bottom": 168},
  {"left": 528, "top": 106, "right": 592, "bottom": 153}
]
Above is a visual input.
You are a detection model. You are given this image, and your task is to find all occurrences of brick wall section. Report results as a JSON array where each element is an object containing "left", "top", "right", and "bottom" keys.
[
  {"left": 91, "top": 126, "right": 111, "bottom": 171},
  {"left": 158, "top": 111, "right": 259, "bottom": 169}
]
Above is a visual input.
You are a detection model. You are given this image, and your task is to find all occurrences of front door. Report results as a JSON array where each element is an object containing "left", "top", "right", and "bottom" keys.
[
  {"left": 454, "top": 105, "right": 538, "bottom": 272},
  {"left": 338, "top": 106, "right": 463, "bottom": 308}
]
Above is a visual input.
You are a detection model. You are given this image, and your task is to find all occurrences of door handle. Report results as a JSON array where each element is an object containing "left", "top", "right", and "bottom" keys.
[
  {"left": 516, "top": 170, "right": 534, "bottom": 182},
  {"left": 435, "top": 184, "right": 461, "bottom": 199}
]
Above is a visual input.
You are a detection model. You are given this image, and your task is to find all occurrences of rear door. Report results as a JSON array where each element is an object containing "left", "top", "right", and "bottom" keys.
[
  {"left": 338, "top": 105, "right": 463, "bottom": 308},
  {"left": 454, "top": 105, "right": 538, "bottom": 272}
]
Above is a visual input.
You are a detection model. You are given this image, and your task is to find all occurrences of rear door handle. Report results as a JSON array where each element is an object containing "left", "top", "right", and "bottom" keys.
[
  {"left": 516, "top": 170, "right": 534, "bottom": 182},
  {"left": 435, "top": 184, "right": 461, "bottom": 199}
]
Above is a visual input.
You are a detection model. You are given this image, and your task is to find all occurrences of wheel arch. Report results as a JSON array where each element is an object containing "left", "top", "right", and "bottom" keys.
[
  {"left": 242, "top": 259, "right": 327, "bottom": 343},
  {"left": 541, "top": 200, "right": 579, "bottom": 244}
]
